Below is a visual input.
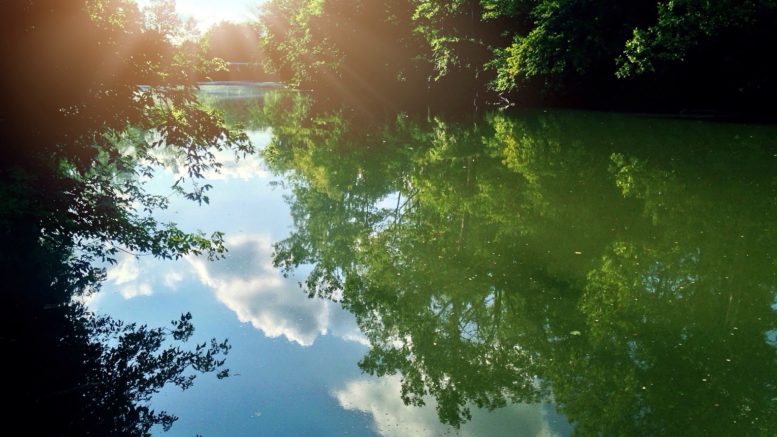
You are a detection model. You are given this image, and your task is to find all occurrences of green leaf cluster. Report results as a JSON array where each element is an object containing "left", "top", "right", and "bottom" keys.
[{"left": 257, "top": 0, "right": 777, "bottom": 107}]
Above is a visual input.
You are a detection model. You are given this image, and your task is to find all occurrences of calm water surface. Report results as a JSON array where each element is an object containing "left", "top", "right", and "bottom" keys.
[{"left": 93, "top": 84, "right": 777, "bottom": 436}]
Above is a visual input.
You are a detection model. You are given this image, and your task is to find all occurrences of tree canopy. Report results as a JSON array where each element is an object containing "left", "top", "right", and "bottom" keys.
[
  {"left": 257, "top": 0, "right": 777, "bottom": 112},
  {"left": 201, "top": 21, "right": 276, "bottom": 81},
  {"left": 0, "top": 0, "right": 246, "bottom": 433}
]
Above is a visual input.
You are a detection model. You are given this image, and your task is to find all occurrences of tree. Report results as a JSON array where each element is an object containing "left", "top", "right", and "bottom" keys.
[
  {"left": 1, "top": 0, "right": 252, "bottom": 278},
  {"left": 201, "top": 21, "right": 274, "bottom": 81},
  {"left": 205, "top": 22, "right": 263, "bottom": 63},
  {"left": 8, "top": 299, "right": 230, "bottom": 435},
  {"left": 260, "top": 98, "right": 777, "bottom": 433},
  {"left": 259, "top": 0, "right": 432, "bottom": 112},
  {"left": 256, "top": 0, "right": 777, "bottom": 111},
  {"left": 1, "top": 0, "right": 246, "bottom": 432}
]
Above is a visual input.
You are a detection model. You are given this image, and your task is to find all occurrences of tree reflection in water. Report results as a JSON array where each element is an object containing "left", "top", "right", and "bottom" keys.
[
  {"left": 1, "top": 2, "right": 243, "bottom": 433},
  {"left": 262, "top": 93, "right": 777, "bottom": 435}
]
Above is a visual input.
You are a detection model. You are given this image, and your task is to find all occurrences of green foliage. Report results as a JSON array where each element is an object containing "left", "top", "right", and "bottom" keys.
[
  {"left": 256, "top": 0, "right": 777, "bottom": 108},
  {"left": 412, "top": 0, "right": 482, "bottom": 79},
  {"left": 261, "top": 99, "right": 777, "bottom": 433},
  {"left": 2, "top": 0, "right": 253, "bottom": 275},
  {"left": 617, "top": 0, "right": 777, "bottom": 77},
  {"left": 258, "top": 0, "right": 342, "bottom": 88},
  {"left": 0, "top": 0, "right": 243, "bottom": 433},
  {"left": 201, "top": 21, "right": 276, "bottom": 81},
  {"left": 481, "top": 0, "right": 654, "bottom": 94},
  {"left": 75, "top": 308, "right": 230, "bottom": 434},
  {"left": 142, "top": 0, "right": 198, "bottom": 38},
  {"left": 259, "top": 0, "right": 438, "bottom": 109}
]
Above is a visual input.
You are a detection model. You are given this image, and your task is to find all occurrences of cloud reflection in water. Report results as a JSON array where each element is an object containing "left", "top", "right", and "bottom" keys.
[
  {"left": 189, "top": 234, "right": 367, "bottom": 347},
  {"left": 334, "top": 375, "right": 570, "bottom": 437}
]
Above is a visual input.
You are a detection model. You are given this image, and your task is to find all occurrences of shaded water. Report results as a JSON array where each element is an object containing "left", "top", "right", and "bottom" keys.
[{"left": 96, "top": 85, "right": 777, "bottom": 435}]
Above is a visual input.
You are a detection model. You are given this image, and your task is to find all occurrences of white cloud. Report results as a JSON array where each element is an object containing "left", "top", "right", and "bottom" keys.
[
  {"left": 203, "top": 146, "right": 269, "bottom": 181},
  {"left": 103, "top": 253, "right": 192, "bottom": 301},
  {"left": 75, "top": 289, "right": 103, "bottom": 309},
  {"left": 119, "top": 282, "right": 154, "bottom": 299},
  {"left": 163, "top": 270, "right": 185, "bottom": 289},
  {"left": 188, "top": 233, "right": 369, "bottom": 347},
  {"left": 334, "top": 375, "right": 570, "bottom": 437},
  {"left": 104, "top": 254, "right": 154, "bottom": 300},
  {"left": 188, "top": 234, "right": 334, "bottom": 346},
  {"left": 148, "top": 131, "right": 271, "bottom": 183},
  {"left": 106, "top": 253, "right": 140, "bottom": 285},
  {"left": 101, "top": 234, "right": 368, "bottom": 347},
  {"left": 327, "top": 304, "right": 371, "bottom": 347},
  {"left": 199, "top": 130, "right": 273, "bottom": 180}
]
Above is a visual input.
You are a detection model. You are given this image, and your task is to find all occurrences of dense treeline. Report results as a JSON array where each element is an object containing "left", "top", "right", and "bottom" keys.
[
  {"left": 201, "top": 21, "right": 279, "bottom": 81},
  {"left": 258, "top": 0, "right": 777, "bottom": 113},
  {"left": 0, "top": 0, "right": 241, "bottom": 433}
]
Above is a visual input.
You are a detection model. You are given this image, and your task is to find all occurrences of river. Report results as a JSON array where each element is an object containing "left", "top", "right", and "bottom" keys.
[{"left": 92, "top": 83, "right": 777, "bottom": 436}]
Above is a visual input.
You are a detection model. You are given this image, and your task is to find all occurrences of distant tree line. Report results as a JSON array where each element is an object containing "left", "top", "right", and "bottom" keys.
[
  {"left": 201, "top": 21, "right": 279, "bottom": 81},
  {"left": 257, "top": 0, "right": 777, "bottom": 113}
]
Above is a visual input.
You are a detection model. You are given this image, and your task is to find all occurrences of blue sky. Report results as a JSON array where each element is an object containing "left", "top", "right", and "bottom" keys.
[{"left": 137, "top": 0, "right": 264, "bottom": 29}]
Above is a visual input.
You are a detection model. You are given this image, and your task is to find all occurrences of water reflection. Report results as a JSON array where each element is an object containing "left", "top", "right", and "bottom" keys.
[
  {"left": 335, "top": 375, "right": 571, "bottom": 437},
  {"left": 262, "top": 93, "right": 777, "bottom": 435},
  {"left": 189, "top": 233, "right": 329, "bottom": 346},
  {"left": 95, "top": 86, "right": 777, "bottom": 435},
  {"left": 94, "top": 86, "right": 380, "bottom": 435}
]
